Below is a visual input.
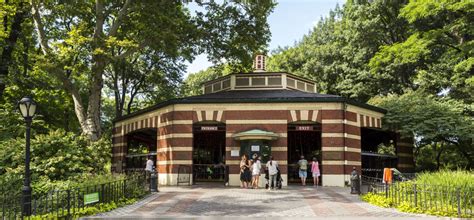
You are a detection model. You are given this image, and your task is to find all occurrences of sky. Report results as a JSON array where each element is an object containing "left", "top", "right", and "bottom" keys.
[{"left": 185, "top": 0, "right": 344, "bottom": 78}]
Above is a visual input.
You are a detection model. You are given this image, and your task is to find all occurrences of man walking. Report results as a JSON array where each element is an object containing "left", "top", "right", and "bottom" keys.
[{"left": 298, "top": 155, "right": 308, "bottom": 186}]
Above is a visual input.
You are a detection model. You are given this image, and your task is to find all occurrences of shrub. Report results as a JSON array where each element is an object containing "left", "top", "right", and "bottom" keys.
[
  {"left": 0, "top": 129, "right": 111, "bottom": 182},
  {"left": 361, "top": 192, "right": 393, "bottom": 208}
]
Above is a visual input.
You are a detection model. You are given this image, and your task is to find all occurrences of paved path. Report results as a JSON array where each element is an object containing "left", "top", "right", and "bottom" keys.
[{"left": 83, "top": 186, "right": 445, "bottom": 219}]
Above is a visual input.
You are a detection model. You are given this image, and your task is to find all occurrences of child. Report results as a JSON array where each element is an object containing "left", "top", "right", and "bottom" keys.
[
  {"left": 311, "top": 157, "right": 320, "bottom": 187},
  {"left": 251, "top": 157, "right": 262, "bottom": 188}
]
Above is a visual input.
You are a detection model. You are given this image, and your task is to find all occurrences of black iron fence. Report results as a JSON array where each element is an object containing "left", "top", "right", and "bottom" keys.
[
  {"left": 177, "top": 165, "right": 191, "bottom": 186},
  {"left": 192, "top": 164, "right": 228, "bottom": 185},
  {"left": 1, "top": 173, "right": 149, "bottom": 219},
  {"left": 361, "top": 175, "right": 473, "bottom": 218}
]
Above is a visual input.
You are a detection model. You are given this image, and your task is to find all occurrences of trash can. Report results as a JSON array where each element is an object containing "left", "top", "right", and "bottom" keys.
[
  {"left": 150, "top": 166, "right": 158, "bottom": 192},
  {"left": 350, "top": 167, "right": 360, "bottom": 194}
]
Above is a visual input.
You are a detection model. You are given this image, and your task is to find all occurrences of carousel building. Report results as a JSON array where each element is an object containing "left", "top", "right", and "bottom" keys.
[{"left": 111, "top": 55, "right": 415, "bottom": 187}]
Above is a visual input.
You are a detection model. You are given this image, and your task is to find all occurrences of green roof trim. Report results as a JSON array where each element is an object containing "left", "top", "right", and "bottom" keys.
[{"left": 232, "top": 129, "right": 279, "bottom": 140}]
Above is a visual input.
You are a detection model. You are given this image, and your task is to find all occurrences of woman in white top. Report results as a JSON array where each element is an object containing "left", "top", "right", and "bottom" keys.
[{"left": 251, "top": 157, "right": 262, "bottom": 189}]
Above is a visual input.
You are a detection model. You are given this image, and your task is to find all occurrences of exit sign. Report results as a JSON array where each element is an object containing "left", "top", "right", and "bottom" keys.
[{"left": 296, "top": 126, "right": 313, "bottom": 131}]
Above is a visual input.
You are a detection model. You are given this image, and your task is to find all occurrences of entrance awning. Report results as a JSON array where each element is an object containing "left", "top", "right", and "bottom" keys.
[{"left": 232, "top": 129, "right": 279, "bottom": 141}]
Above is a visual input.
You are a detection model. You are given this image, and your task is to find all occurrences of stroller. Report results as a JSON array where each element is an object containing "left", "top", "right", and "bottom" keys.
[{"left": 264, "top": 168, "right": 283, "bottom": 189}]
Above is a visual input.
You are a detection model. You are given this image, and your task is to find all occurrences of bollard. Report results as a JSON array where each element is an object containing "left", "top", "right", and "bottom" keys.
[
  {"left": 150, "top": 166, "right": 159, "bottom": 192},
  {"left": 350, "top": 167, "right": 360, "bottom": 194}
]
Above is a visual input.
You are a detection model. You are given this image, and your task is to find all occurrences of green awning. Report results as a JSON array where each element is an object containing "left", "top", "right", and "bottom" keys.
[{"left": 232, "top": 129, "right": 279, "bottom": 141}]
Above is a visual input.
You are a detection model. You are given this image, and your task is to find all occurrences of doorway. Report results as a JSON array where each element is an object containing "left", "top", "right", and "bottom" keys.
[
  {"left": 192, "top": 122, "right": 227, "bottom": 184},
  {"left": 125, "top": 128, "right": 157, "bottom": 172},
  {"left": 287, "top": 123, "right": 322, "bottom": 184}
]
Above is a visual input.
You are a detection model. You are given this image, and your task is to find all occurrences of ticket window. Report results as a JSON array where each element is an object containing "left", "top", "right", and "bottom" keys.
[{"left": 239, "top": 140, "right": 271, "bottom": 163}]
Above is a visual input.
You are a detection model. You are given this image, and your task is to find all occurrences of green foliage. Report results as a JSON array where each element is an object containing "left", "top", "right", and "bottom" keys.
[
  {"left": 363, "top": 171, "right": 474, "bottom": 218},
  {"left": 415, "top": 170, "right": 474, "bottom": 189},
  {"left": 29, "top": 198, "right": 138, "bottom": 220},
  {"left": 361, "top": 192, "right": 393, "bottom": 208},
  {"left": 0, "top": 130, "right": 111, "bottom": 182},
  {"left": 369, "top": 90, "right": 474, "bottom": 169},
  {"left": 181, "top": 65, "right": 231, "bottom": 96}
]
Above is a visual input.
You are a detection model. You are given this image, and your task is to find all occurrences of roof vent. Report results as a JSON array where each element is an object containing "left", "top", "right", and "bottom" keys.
[{"left": 253, "top": 54, "right": 266, "bottom": 72}]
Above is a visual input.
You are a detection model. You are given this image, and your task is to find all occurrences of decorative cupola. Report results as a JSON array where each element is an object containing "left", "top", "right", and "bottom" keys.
[
  {"left": 253, "top": 54, "right": 266, "bottom": 72},
  {"left": 201, "top": 54, "right": 317, "bottom": 94}
]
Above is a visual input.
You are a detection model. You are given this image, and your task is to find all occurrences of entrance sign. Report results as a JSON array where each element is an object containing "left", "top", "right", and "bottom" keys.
[
  {"left": 201, "top": 126, "right": 218, "bottom": 131},
  {"left": 296, "top": 126, "right": 313, "bottom": 131},
  {"left": 84, "top": 192, "right": 99, "bottom": 205},
  {"left": 231, "top": 150, "right": 239, "bottom": 157},
  {"left": 251, "top": 145, "right": 260, "bottom": 151}
]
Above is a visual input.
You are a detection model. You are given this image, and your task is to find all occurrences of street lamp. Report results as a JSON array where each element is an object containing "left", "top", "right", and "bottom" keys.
[{"left": 18, "top": 96, "right": 37, "bottom": 216}]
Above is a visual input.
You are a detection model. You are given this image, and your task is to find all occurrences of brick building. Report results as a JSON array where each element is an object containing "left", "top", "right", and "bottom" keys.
[{"left": 112, "top": 56, "right": 415, "bottom": 186}]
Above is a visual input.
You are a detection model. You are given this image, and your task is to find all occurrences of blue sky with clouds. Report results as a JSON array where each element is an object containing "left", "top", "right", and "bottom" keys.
[{"left": 185, "top": 0, "right": 344, "bottom": 77}]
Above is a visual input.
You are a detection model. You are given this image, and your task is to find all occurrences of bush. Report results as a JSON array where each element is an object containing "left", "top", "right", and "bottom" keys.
[
  {"left": 361, "top": 192, "right": 393, "bottom": 208},
  {"left": 0, "top": 129, "right": 111, "bottom": 181},
  {"left": 362, "top": 170, "right": 474, "bottom": 218},
  {"left": 415, "top": 170, "right": 474, "bottom": 189}
]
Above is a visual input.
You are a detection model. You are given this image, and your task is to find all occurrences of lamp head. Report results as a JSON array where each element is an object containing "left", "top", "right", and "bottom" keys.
[{"left": 18, "top": 96, "right": 37, "bottom": 119}]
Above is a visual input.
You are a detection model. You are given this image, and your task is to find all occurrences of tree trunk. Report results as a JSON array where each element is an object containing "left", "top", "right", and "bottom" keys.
[
  {"left": 0, "top": 2, "right": 28, "bottom": 99},
  {"left": 85, "top": 57, "right": 106, "bottom": 141},
  {"left": 436, "top": 142, "right": 444, "bottom": 170}
]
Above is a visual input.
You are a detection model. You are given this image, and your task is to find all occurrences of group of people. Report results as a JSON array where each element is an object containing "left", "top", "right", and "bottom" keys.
[
  {"left": 240, "top": 154, "right": 280, "bottom": 190},
  {"left": 297, "top": 155, "right": 320, "bottom": 186}
]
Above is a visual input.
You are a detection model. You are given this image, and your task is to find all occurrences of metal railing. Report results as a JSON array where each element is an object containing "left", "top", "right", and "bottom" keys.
[
  {"left": 361, "top": 176, "right": 473, "bottom": 218},
  {"left": 177, "top": 165, "right": 191, "bottom": 186},
  {"left": 1, "top": 174, "right": 149, "bottom": 219},
  {"left": 192, "top": 164, "right": 229, "bottom": 185}
]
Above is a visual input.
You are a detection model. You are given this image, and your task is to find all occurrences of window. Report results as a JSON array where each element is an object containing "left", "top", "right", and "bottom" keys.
[
  {"left": 205, "top": 85, "right": 212, "bottom": 93},
  {"left": 213, "top": 82, "right": 222, "bottom": 91},
  {"left": 297, "top": 81, "right": 305, "bottom": 90},
  {"left": 236, "top": 77, "right": 250, "bottom": 86},
  {"left": 287, "top": 78, "right": 295, "bottom": 88},
  {"left": 222, "top": 79, "right": 231, "bottom": 89},
  {"left": 268, "top": 77, "right": 282, "bottom": 85},
  {"left": 252, "top": 77, "right": 265, "bottom": 86},
  {"left": 240, "top": 140, "right": 272, "bottom": 163}
]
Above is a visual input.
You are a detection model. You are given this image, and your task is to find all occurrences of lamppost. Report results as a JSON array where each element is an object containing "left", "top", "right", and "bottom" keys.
[{"left": 18, "top": 96, "right": 37, "bottom": 216}]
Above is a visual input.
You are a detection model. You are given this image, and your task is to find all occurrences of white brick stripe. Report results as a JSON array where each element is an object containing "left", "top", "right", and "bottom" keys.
[
  {"left": 323, "top": 160, "right": 361, "bottom": 166},
  {"left": 157, "top": 160, "right": 192, "bottom": 165},
  {"left": 157, "top": 147, "right": 193, "bottom": 153}
]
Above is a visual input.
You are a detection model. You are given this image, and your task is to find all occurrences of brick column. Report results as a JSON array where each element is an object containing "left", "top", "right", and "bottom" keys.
[
  {"left": 321, "top": 108, "right": 361, "bottom": 187},
  {"left": 396, "top": 134, "right": 415, "bottom": 173}
]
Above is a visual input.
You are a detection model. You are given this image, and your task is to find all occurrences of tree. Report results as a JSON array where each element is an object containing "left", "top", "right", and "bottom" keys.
[
  {"left": 105, "top": 52, "right": 183, "bottom": 118},
  {"left": 181, "top": 65, "right": 235, "bottom": 97},
  {"left": 267, "top": 0, "right": 411, "bottom": 101},
  {"left": 369, "top": 0, "right": 474, "bottom": 102},
  {"left": 0, "top": 0, "right": 30, "bottom": 99},
  {"left": 30, "top": 0, "right": 275, "bottom": 141},
  {"left": 369, "top": 90, "right": 474, "bottom": 169}
]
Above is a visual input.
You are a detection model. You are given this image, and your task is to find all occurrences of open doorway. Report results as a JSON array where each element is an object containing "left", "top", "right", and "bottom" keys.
[
  {"left": 361, "top": 128, "right": 397, "bottom": 178},
  {"left": 125, "top": 128, "right": 157, "bottom": 172},
  {"left": 192, "top": 122, "right": 226, "bottom": 184},
  {"left": 287, "top": 123, "right": 322, "bottom": 184}
]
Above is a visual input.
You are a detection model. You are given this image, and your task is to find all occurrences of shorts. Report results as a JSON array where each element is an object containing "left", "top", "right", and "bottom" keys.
[
  {"left": 299, "top": 170, "right": 307, "bottom": 178},
  {"left": 313, "top": 171, "right": 320, "bottom": 177}
]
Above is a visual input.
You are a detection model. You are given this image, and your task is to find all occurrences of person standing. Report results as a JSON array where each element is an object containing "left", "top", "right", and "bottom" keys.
[
  {"left": 266, "top": 156, "right": 278, "bottom": 190},
  {"left": 252, "top": 156, "right": 262, "bottom": 189},
  {"left": 145, "top": 156, "right": 154, "bottom": 183},
  {"left": 240, "top": 155, "right": 251, "bottom": 188},
  {"left": 311, "top": 157, "right": 320, "bottom": 187},
  {"left": 298, "top": 155, "right": 308, "bottom": 186}
]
